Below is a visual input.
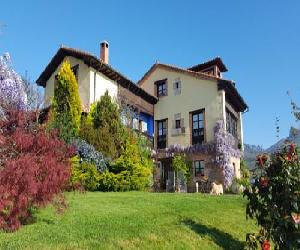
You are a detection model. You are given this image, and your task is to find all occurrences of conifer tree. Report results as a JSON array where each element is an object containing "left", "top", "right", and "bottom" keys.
[{"left": 51, "top": 61, "right": 81, "bottom": 142}]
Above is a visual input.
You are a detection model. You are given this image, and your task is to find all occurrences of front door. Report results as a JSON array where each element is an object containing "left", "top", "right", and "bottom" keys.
[{"left": 160, "top": 158, "right": 174, "bottom": 191}]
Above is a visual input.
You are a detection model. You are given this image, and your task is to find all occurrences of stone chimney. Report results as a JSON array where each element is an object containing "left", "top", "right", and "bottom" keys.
[{"left": 100, "top": 41, "right": 109, "bottom": 64}]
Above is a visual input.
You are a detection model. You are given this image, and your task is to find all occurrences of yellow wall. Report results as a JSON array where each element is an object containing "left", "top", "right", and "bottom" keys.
[
  {"left": 140, "top": 67, "right": 224, "bottom": 147},
  {"left": 44, "top": 56, "right": 91, "bottom": 109}
]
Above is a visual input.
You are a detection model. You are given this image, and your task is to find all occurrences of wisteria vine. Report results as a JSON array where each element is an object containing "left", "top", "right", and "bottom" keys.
[{"left": 154, "top": 120, "right": 241, "bottom": 188}]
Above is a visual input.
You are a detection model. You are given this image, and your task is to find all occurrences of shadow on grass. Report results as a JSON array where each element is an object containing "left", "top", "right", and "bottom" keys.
[{"left": 182, "top": 219, "right": 245, "bottom": 249}]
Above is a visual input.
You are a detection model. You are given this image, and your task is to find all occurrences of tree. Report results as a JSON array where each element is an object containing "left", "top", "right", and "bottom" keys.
[
  {"left": 172, "top": 154, "right": 190, "bottom": 192},
  {"left": 91, "top": 90, "right": 120, "bottom": 132},
  {"left": 0, "top": 111, "right": 73, "bottom": 232},
  {"left": 80, "top": 91, "right": 122, "bottom": 159},
  {"left": 244, "top": 144, "right": 300, "bottom": 249},
  {"left": 51, "top": 60, "right": 81, "bottom": 142}
]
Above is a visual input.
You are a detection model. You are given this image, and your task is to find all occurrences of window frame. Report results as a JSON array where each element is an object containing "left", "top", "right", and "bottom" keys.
[
  {"left": 175, "top": 119, "right": 181, "bottom": 129},
  {"left": 194, "top": 160, "right": 205, "bottom": 177},
  {"left": 155, "top": 79, "right": 168, "bottom": 97},
  {"left": 226, "top": 108, "right": 238, "bottom": 137},
  {"left": 157, "top": 119, "right": 167, "bottom": 149},
  {"left": 191, "top": 109, "right": 205, "bottom": 145}
]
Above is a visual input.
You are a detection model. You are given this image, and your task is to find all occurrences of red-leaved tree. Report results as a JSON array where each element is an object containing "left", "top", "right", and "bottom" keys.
[{"left": 0, "top": 111, "right": 73, "bottom": 232}]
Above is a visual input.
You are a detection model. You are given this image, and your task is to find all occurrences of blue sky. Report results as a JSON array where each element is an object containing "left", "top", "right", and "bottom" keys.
[{"left": 1, "top": 1, "right": 300, "bottom": 148}]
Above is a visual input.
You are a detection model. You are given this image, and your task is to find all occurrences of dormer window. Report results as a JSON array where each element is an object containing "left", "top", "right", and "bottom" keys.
[{"left": 155, "top": 79, "right": 167, "bottom": 97}]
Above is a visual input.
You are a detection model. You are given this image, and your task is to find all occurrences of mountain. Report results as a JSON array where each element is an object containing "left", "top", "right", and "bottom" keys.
[
  {"left": 243, "top": 126, "right": 300, "bottom": 169},
  {"left": 266, "top": 127, "right": 300, "bottom": 153},
  {"left": 243, "top": 144, "right": 264, "bottom": 170}
]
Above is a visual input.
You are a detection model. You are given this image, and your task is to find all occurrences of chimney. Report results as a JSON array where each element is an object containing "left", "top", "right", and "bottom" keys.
[{"left": 100, "top": 40, "right": 109, "bottom": 64}]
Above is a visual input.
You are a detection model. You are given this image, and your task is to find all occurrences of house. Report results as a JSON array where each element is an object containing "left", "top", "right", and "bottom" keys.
[
  {"left": 36, "top": 42, "right": 157, "bottom": 137},
  {"left": 36, "top": 42, "right": 248, "bottom": 192},
  {"left": 138, "top": 58, "right": 248, "bottom": 191}
]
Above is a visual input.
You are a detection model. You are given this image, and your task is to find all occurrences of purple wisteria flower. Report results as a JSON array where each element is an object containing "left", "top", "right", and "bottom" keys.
[
  {"left": 214, "top": 120, "right": 242, "bottom": 187},
  {"left": 0, "top": 53, "right": 27, "bottom": 118}
]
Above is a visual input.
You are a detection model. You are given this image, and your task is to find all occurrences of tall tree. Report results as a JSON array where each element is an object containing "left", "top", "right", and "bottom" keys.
[
  {"left": 80, "top": 90, "right": 122, "bottom": 159},
  {"left": 51, "top": 61, "right": 81, "bottom": 142}
]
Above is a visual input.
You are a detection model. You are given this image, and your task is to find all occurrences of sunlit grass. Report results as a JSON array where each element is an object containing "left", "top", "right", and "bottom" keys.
[{"left": 0, "top": 192, "right": 256, "bottom": 250}]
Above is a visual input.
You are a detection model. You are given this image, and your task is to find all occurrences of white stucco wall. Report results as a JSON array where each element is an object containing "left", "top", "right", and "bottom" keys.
[{"left": 89, "top": 69, "right": 118, "bottom": 105}]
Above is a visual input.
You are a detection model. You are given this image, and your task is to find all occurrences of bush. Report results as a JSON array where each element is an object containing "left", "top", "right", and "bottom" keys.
[
  {"left": 244, "top": 144, "right": 300, "bottom": 249},
  {"left": 80, "top": 118, "right": 118, "bottom": 159},
  {"left": 50, "top": 61, "right": 81, "bottom": 142},
  {"left": 112, "top": 130, "right": 152, "bottom": 191},
  {"left": 98, "top": 171, "right": 118, "bottom": 192},
  {"left": 97, "top": 130, "right": 153, "bottom": 192},
  {"left": 72, "top": 138, "right": 107, "bottom": 172},
  {"left": 71, "top": 157, "right": 100, "bottom": 191},
  {"left": 0, "top": 111, "right": 73, "bottom": 232}
]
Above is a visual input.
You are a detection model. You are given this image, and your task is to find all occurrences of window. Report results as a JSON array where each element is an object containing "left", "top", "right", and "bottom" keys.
[
  {"left": 155, "top": 79, "right": 167, "bottom": 97},
  {"left": 226, "top": 108, "right": 238, "bottom": 137},
  {"left": 132, "top": 118, "right": 139, "bottom": 130},
  {"left": 173, "top": 79, "right": 181, "bottom": 95},
  {"left": 140, "top": 120, "right": 148, "bottom": 133},
  {"left": 191, "top": 109, "right": 205, "bottom": 145},
  {"left": 71, "top": 64, "right": 79, "bottom": 81},
  {"left": 157, "top": 119, "right": 167, "bottom": 149},
  {"left": 194, "top": 160, "right": 205, "bottom": 176},
  {"left": 175, "top": 119, "right": 181, "bottom": 129}
]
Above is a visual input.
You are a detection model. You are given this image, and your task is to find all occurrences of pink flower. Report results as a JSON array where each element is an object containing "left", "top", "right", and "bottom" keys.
[
  {"left": 260, "top": 177, "right": 268, "bottom": 188},
  {"left": 291, "top": 213, "right": 300, "bottom": 225},
  {"left": 261, "top": 240, "right": 271, "bottom": 250}
]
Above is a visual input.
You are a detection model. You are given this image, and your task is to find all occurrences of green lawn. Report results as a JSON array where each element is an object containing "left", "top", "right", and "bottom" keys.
[{"left": 0, "top": 192, "right": 256, "bottom": 250}]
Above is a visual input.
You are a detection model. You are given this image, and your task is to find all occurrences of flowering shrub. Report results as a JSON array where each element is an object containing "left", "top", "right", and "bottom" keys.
[
  {"left": 244, "top": 144, "right": 300, "bottom": 249},
  {"left": 72, "top": 138, "right": 107, "bottom": 172},
  {"left": 214, "top": 120, "right": 242, "bottom": 188},
  {"left": 0, "top": 111, "right": 73, "bottom": 232},
  {"left": 0, "top": 53, "right": 27, "bottom": 119}
]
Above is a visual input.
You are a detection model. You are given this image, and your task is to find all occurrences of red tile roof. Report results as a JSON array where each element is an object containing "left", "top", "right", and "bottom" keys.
[{"left": 36, "top": 46, "right": 158, "bottom": 105}]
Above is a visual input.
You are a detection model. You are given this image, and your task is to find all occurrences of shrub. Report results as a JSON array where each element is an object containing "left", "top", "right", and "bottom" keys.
[
  {"left": 71, "top": 157, "right": 100, "bottom": 191},
  {"left": 0, "top": 111, "right": 73, "bottom": 232},
  {"left": 72, "top": 138, "right": 107, "bottom": 172},
  {"left": 50, "top": 61, "right": 81, "bottom": 142},
  {"left": 111, "top": 129, "right": 152, "bottom": 191},
  {"left": 98, "top": 171, "right": 118, "bottom": 192},
  {"left": 80, "top": 118, "right": 118, "bottom": 159},
  {"left": 244, "top": 144, "right": 300, "bottom": 249}
]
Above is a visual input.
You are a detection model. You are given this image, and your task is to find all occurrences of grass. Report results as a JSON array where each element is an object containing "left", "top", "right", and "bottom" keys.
[{"left": 0, "top": 192, "right": 257, "bottom": 250}]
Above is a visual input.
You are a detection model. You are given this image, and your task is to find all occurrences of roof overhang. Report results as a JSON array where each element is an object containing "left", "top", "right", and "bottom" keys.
[
  {"left": 188, "top": 57, "right": 228, "bottom": 72},
  {"left": 218, "top": 79, "right": 248, "bottom": 112},
  {"left": 36, "top": 47, "right": 158, "bottom": 105}
]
